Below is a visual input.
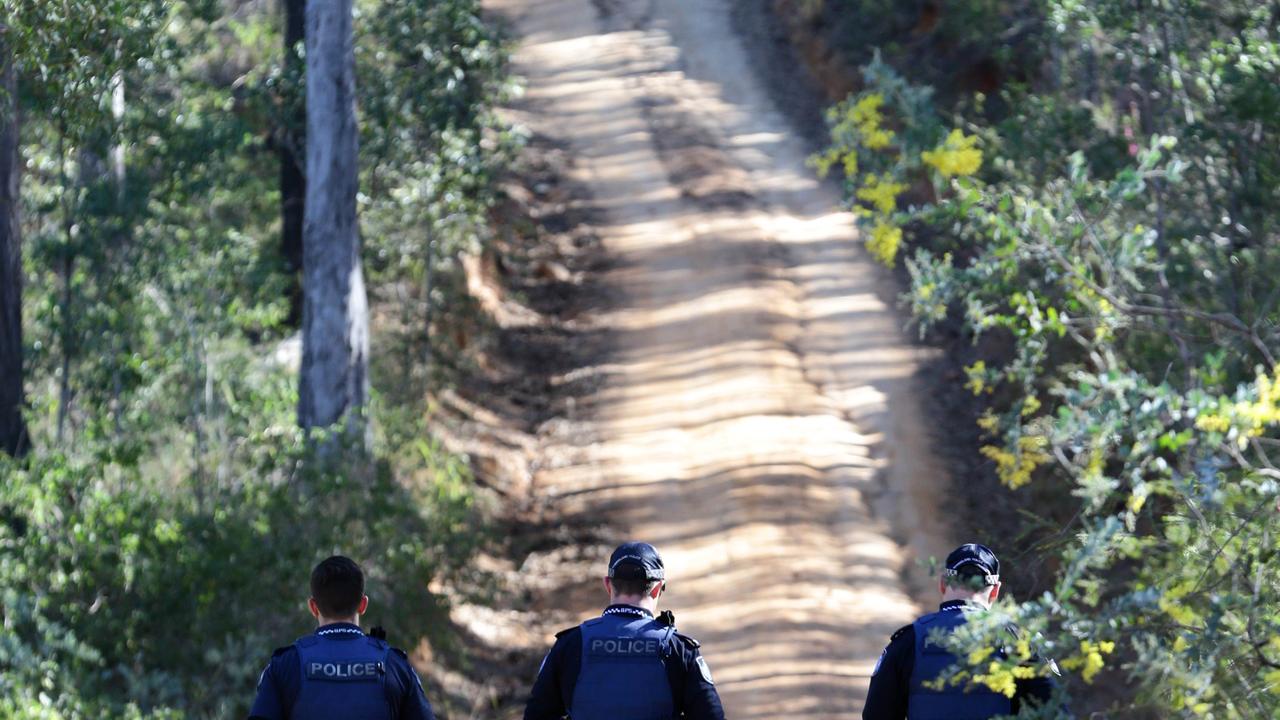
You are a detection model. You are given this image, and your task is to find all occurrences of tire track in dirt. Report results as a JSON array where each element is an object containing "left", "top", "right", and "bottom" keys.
[{"left": 481, "top": 0, "right": 955, "bottom": 715}]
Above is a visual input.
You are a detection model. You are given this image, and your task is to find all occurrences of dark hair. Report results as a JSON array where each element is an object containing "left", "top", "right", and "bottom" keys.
[
  {"left": 944, "top": 565, "right": 994, "bottom": 592},
  {"left": 610, "top": 577, "right": 659, "bottom": 597},
  {"left": 310, "top": 555, "right": 365, "bottom": 618}
]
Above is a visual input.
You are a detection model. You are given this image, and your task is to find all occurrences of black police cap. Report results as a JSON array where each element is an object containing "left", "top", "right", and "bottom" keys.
[
  {"left": 607, "top": 541, "right": 665, "bottom": 582},
  {"left": 944, "top": 543, "right": 1000, "bottom": 585}
]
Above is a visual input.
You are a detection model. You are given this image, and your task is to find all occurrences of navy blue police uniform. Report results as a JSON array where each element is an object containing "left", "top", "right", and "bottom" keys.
[
  {"left": 524, "top": 605, "right": 724, "bottom": 720},
  {"left": 524, "top": 541, "right": 725, "bottom": 720},
  {"left": 862, "top": 544, "right": 1062, "bottom": 720},
  {"left": 249, "top": 622, "right": 435, "bottom": 720}
]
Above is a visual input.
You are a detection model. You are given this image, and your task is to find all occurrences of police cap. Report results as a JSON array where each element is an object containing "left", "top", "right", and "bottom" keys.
[
  {"left": 607, "top": 541, "right": 665, "bottom": 582},
  {"left": 944, "top": 543, "right": 1000, "bottom": 585}
]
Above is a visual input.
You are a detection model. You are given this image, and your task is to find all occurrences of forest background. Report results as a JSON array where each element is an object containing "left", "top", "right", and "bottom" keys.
[
  {"left": 1, "top": 0, "right": 1277, "bottom": 718},
  {"left": 1, "top": 0, "right": 511, "bottom": 716}
]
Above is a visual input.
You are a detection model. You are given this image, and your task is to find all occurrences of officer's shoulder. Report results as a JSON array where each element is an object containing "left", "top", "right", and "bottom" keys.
[
  {"left": 554, "top": 625, "right": 581, "bottom": 640},
  {"left": 888, "top": 623, "right": 914, "bottom": 645},
  {"left": 271, "top": 644, "right": 297, "bottom": 660},
  {"left": 674, "top": 631, "right": 700, "bottom": 650}
]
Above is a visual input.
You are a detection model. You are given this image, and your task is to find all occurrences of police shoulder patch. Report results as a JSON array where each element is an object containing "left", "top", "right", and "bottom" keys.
[
  {"left": 695, "top": 656, "right": 714, "bottom": 685},
  {"left": 675, "top": 632, "right": 700, "bottom": 649},
  {"left": 872, "top": 647, "right": 889, "bottom": 677}
]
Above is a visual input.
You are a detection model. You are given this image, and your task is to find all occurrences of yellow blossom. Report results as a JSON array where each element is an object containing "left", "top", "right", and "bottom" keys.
[
  {"left": 981, "top": 434, "right": 1050, "bottom": 489},
  {"left": 972, "top": 663, "right": 1018, "bottom": 698},
  {"left": 851, "top": 93, "right": 896, "bottom": 150},
  {"left": 964, "top": 361, "right": 990, "bottom": 396},
  {"left": 1194, "top": 412, "right": 1231, "bottom": 433},
  {"left": 863, "top": 127, "right": 895, "bottom": 150},
  {"left": 856, "top": 173, "right": 908, "bottom": 214},
  {"left": 1062, "top": 640, "right": 1116, "bottom": 684},
  {"left": 967, "top": 646, "right": 995, "bottom": 665},
  {"left": 842, "top": 152, "right": 859, "bottom": 179},
  {"left": 922, "top": 128, "right": 983, "bottom": 178},
  {"left": 867, "top": 221, "right": 903, "bottom": 267},
  {"left": 1158, "top": 581, "right": 1201, "bottom": 626},
  {"left": 1014, "top": 639, "right": 1031, "bottom": 661},
  {"left": 1195, "top": 366, "right": 1280, "bottom": 438},
  {"left": 1021, "top": 395, "right": 1041, "bottom": 417}
]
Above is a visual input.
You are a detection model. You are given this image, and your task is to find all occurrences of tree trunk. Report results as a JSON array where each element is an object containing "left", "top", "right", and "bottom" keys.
[
  {"left": 0, "top": 35, "right": 28, "bottom": 457},
  {"left": 298, "top": 0, "right": 368, "bottom": 438},
  {"left": 110, "top": 70, "right": 126, "bottom": 437},
  {"left": 281, "top": 0, "right": 306, "bottom": 324}
]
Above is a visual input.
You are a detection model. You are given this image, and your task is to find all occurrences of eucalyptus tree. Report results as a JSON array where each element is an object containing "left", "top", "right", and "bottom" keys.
[
  {"left": 0, "top": 28, "right": 26, "bottom": 458},
  {"left": 299, "top": 0, "right": 369, "bottom": 437}
]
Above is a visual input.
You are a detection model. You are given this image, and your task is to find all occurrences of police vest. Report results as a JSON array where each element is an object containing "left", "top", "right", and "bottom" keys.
[
  {"left": 570, "top": 611, "right": 677, "bottom": 720},
  {"left": 907, "top": 607, "right": 1012, "bottom": 720},
  {"left": 293, "top": 629, "right": 394, "bottom": 720}
]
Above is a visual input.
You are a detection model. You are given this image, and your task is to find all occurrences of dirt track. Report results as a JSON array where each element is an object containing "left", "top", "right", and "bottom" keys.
[{"left": 483, "top": 0, "right": 955, "bottom": 715}]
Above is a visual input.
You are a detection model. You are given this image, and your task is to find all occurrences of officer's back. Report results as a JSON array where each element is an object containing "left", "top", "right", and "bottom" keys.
[
  {"left": 249, "top": 555, "right": 435, "bottom": 720},
  {"left": 524, "top": 541, "right": 725, "bottom": 720},
  {"left": 863, "top": 543, "right": 1062, "bottom": 720}
]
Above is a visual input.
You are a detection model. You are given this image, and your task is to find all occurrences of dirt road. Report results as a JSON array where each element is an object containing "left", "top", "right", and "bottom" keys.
[{"left": 483, "top": 0, "right": 954, "bottom": 715}]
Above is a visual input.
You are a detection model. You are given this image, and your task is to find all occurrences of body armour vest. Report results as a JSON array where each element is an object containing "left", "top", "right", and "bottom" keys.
[
  {"left": 907, "top": 607, "right": 1013, "bottom": 720},
  {"left": 292, "top": 630, "right": 393, "bottom": 720},
  {"left": 570, "top": 612, "right": 677, "bottom": 720}
]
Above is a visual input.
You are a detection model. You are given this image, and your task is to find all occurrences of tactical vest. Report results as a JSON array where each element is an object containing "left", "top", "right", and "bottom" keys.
[
  {"left": 907, "top": 607, "right": 1012, "bottom": 720},
  {"left": 293, "top": 630, "right": 393, "bottom": 720},
  {"left": 570, "top": 612, "right": 677, "bottom": 720}
]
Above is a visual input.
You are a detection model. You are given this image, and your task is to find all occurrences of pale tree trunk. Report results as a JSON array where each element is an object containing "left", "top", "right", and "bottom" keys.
[
  {"left": 0, "top": 34, "right": 27, "bottom": 457},
  {"left": 110, "top": 70, "right": 125, "bottom": 437},
  {"left": 298, "top": 0, "right": 368, "bottom": 439}
]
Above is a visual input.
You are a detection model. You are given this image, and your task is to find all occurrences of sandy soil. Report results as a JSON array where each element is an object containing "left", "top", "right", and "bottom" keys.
[{"left": 479, "top": 0, "right": 956, "bottom": 715}]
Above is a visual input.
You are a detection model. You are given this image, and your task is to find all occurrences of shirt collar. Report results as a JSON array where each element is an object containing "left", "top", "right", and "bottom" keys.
[
  {"left": 602, "top": 604, "right": 653, "bottom": 618},
  {"left": 315, "top": 622, "right": 365, "bottom": 638}
]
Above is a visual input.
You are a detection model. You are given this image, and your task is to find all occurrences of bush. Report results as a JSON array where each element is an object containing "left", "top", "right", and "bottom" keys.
[
  {"left": 819, "top": 1, "right": 1280, "bottom": 715},
  {"left": 1, "top": 422, "right": 477, "bottom": 718}
]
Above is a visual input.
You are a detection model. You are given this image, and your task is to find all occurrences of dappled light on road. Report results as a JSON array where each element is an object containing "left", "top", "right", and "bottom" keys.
[{"left": 486, "top": 0, "right": 954, "bottom": 715}]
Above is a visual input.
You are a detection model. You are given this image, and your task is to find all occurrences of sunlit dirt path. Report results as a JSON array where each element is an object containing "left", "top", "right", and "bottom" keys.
[{"left": 483, "top": 0, "right": 954, "bottom": 715}]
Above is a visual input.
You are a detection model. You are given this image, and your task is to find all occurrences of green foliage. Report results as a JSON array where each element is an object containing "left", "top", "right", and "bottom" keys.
[
  {"left": 1, "top": 426, "right": 476, "bottom": 718},
  {"left": 822, "top": 0, "right": 1280, "bottom": 716},
  {"left": 3, "top": 0, "right": 508, "bottom": 716}
]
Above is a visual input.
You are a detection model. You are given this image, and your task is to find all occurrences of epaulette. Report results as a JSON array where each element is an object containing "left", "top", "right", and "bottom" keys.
[
  {"left": 675, "top": 632, "right": 700, "bottom": 649},
  {"left": 390, "top": 647, "right": 410, "bottom": 660},
  {"left": 889, "top": 624, "right": 913, "bottom": 643},
  {"left": 271, "top": 645, "right": 294, "bottom": 659},
  {"left": 554, "top": 626, "right": 578, "bottom": 639}
]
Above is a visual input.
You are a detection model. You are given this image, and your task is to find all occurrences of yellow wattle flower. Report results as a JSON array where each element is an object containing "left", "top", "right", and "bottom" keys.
[
  {"left": 922, "top": 128, "right": 984, "bottom": 178},
  {"left": 867, "top": 221, "right": 903, "bottom": 267},
  {"left": 856, "top": 173, "right": 908, "bottom": 214}
]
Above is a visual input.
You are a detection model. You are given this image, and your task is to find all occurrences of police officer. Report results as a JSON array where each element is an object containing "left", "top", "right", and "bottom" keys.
[
  {"left": 863, "top": 543, "right": 1061, "bottom": 719},
  {"left": 524, "top": 541, "right": 725, "bottom": 720},
  {"left": 249, "top": 555, "right": 435, "bottom": 720}
]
